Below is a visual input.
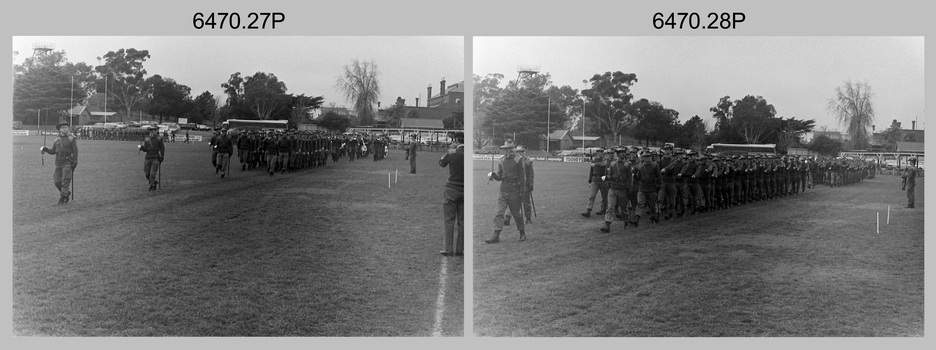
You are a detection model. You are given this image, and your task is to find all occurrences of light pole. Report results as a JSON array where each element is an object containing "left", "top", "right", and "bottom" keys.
[
  {"left": 582, "top": 80, "right": 587, "bottom": 151},
  {"left": 70, "top": 76, "right": 73, "bottom": 127},
  {"left": 104, "top": 75, "right": 107, "bottom": 124},
  {"left": 546, "top": 96, "right": 550, "bottom": 153}
]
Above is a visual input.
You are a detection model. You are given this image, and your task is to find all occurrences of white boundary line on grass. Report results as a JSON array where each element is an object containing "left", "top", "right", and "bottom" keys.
[{"left": 431, "top": 257, "right": 449, "bottom": 336}]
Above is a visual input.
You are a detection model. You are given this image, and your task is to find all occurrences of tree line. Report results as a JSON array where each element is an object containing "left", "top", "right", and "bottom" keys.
[
  {"left": 13, "top": 48, "right": 386, "bottom": 131},
  {"left": 475, "top": 70, "right": 877, "bottom": 156}
]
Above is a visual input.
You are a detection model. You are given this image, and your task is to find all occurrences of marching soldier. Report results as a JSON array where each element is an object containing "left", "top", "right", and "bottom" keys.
[
  {"left": 264, "top": 131, "right": 279, "bottom": 176},
  {"left": 635, "top": 150, "right": 662, "bottom": 224},
  {"left": 209, "top": 130, "right": 220, "bottom": 171},
  {"left": 692, "top": 153, "right": 713, "bottom": 213},
  {"left": 671, "top": 149, "right": 689, "bottom": 216},
  {"left": 138, "top": 126, "right": 165, "bottom": 191},
  {"left": 39, "top": 123, "right": 79, "bottom": 205},
  {"left": 581, "top": 148, "right": 610, "bottom": 218},
  {"left": 679, "top": 150, "right": 701, "bottom": 215},
  {"left": 601, "top": 147, "right": 635, "bottom": 232},
  {"left": 277, "top": 131, "right": 292, "bottom": 174},
  {"left": 215, "top": 129, "right": 234, "bottom": 178},
  {"left": 485, "top": 140, "right": 527, "bottom": 243},
  {"left": 658, "top": 145, "right": 679, "bottom": 219},
  {"left": 237, "top": 130, "right": 252, "bottom": 171}
]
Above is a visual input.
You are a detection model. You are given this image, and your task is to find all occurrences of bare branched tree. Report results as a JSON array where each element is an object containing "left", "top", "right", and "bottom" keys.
[
  {"left": 335, "top": 59, "right": 380, "bottom": 126},
  {"left": 828, "top": 80, "right": 875, "bottom": 149}
]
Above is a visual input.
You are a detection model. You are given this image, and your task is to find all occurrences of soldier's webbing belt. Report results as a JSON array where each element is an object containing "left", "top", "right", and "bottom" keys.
[{"left": 504, "top": 177, "right": 521, "bottom": 185}]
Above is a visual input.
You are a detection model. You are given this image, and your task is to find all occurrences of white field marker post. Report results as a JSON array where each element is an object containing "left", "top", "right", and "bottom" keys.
[
  {"left": 389, "top": 172, "right": 391, "bottom": 188},
  {"left": 877, "top": 212, "right": 880, "bottom": 234},
  {"left": 887, "top": 205, "right": 890, "bottom": 224},
  {"left": 395, "top": 169, "right": 398, "bottom": 183}
]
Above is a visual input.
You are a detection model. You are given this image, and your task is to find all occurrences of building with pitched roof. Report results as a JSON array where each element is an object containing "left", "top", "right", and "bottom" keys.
[{"left": 377, "top": 78, "right": 464, "bottom": 129}]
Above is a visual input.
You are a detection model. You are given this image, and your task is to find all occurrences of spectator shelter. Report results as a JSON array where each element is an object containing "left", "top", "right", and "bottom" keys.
[
  {"left": 350, "top": 118, "right": 461, "bottom": 146},
  {"left": 841, "top": 141, "right": 924, "bottom": 171}
]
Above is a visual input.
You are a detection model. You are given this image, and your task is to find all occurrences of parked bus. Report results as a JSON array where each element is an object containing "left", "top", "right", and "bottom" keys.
[{"left": 705, "top": 143, "right": 776, "bottom": 155}]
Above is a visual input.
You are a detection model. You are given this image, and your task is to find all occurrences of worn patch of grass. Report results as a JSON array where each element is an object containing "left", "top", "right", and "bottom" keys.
[{"left": 473, "top": 160, "right": 923, "bottom": 337}]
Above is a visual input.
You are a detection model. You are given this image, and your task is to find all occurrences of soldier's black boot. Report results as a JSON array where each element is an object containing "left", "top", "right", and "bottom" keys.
[
  {"left": 633, "top": 216, "right": 640, "bottom": 227},
  {"left": 595, "top": 208, "right": 606, "bottom": 215},
  {"left": 581, "top": 210, "right": 591, "bottom": 218},
  {"left": 525, "top": 217, "right": 532, "bottom": 224},
  {"left": 504, "top": 215, "right": 511, "bottom": 226},
  {"left": 518, "top": 230, "right": 527, "bottom": 241},
  {"left": 57, "top": 195, "right": 67, "bottom": 205},
  {"left": 485, "top": 230, "right": 501, "bottom": 244},
  {"left": 600, "top": 221, "right": 611, "bottom": 233}
]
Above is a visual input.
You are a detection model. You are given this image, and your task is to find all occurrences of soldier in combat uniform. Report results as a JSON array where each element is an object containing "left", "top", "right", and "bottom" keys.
[
  {"left": 405, "top": 135, "right": 418, "bottom": 174},
  {"left": 601, "top": 147, "right": 635, "bottom": 232},
  {"left": 901, "top": 157, "right": 919, "bottom": 208},
  {"left": 581, "top": 148, "right": 611, "bottom": 218},
  {"left": 40, "top": 123, "right": 79, "bottom": 205},
  {"left": 505, "top": 144, "right": 535, "bottom": 225},
  {"left": 138, "top": 126, "right": 165, "bottom": 191},
  {"left": 484, "top": 140, "right": 527, "bottom": 243},
  {"left": 635, "top": 151, "right": 662, "bottom": 224}
]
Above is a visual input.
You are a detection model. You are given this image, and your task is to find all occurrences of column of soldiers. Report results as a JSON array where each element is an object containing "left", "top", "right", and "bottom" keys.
[
  {"left": 223, "top": 130, "right": 393, "bottom": 177},
  {"left": 810, "top": 157, "right": 877, "bottom": 187},
  {"left": 584, "top": 145, "right": 876, "bottom": 233}
]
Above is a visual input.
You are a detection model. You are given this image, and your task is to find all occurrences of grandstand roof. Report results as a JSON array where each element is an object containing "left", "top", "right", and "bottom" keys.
[{"left": 897, "top": 141, "right": 924, "bottom": 152}]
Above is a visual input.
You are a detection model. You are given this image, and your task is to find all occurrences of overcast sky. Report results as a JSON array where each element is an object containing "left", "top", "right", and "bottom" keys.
[
  {"left": 12, "top": 36, "right": 464, "bottom": 110},
  {"left": 474, "top": 37, "right": 925, "bottom": 136}
]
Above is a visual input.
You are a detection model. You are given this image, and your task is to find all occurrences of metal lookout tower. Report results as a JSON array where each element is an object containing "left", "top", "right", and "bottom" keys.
[
  {"left": 516, "top": 65, "right": 540, "bottom": 86},
  {"left": 32, "top": 42, "right": 55, "bottom": 59}
]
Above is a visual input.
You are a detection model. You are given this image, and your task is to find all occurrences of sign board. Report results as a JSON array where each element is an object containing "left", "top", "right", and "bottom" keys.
[
  {"left": 472, "top": 154, "right": 582, "bottom": 163},
  {"left": 472, "top": 154, "right": 505, "bottom": 161},
  {"left": 178, "top": 118, "right": 188, "bottom": 125},
  {"left": 174, "top": 135, "right": 202, "bottom": 142},
  {"left": 12, "top": 130, "right": 29, "bottom": 136}
]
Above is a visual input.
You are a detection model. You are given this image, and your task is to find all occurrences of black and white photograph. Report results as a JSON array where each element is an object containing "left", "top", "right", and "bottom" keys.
[
  {"left": 11, "top": 36, "right": 465, "bottom": 336},
  {"left": 5, "top": 0, "right": 936, "bottom": 347},
  {"left": 472, "top": 36, "right": 924, "bottom": 336}
]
